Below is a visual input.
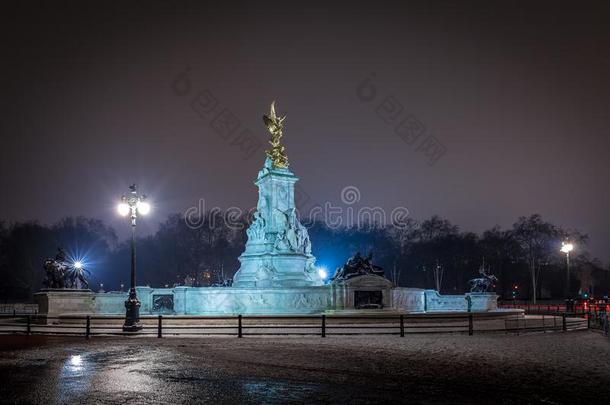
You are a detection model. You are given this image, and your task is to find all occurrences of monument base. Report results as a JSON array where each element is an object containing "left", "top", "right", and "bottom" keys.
[
  {"left": 34, "top": 283, "right": 498, "bottom": 316},
  {"left": 34, "top": 289, "right": 95, "bottom": 321}
]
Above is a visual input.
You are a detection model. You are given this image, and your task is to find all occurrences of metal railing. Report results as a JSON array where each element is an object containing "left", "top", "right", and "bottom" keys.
[
  {"left": 500, "top": 303, "right": 609, "bottom": 339},
  {"left": 0, "top": 304, "right": 38, "bottom": 315},
  {"left": 499, "top": 302, "right": 608, "bottom": 315},
  {"left": 0, "top": 312, "right": 589, "bottom": 339}
]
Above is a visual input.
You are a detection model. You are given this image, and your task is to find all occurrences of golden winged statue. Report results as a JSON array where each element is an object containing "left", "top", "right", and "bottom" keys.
[{"left": 263, "top": 101, "right": 289, "bottom": 168}]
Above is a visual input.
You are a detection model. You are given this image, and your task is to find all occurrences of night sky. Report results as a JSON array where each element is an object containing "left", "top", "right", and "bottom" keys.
[{"left": 2, "top": 1, "right": 609, "bottom": 260}]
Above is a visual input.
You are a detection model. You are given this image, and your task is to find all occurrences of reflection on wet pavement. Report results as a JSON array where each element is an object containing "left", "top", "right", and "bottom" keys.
[
  {"left": 2, "top": 334, "right": 610, "bottom": 404},
  {"left": 51, "top": 345, "right": 303, "bottom": 403},
  {"left": 59, "top": 354, "right": 90, "bottom": 402}
]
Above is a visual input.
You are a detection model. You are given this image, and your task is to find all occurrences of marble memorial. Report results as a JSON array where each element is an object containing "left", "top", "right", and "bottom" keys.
[{"left": 36, "top": 102, "right": 499, "bottom": 316}]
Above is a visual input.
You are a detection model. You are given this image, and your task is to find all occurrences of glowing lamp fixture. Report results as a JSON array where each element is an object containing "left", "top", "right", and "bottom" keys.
[
  {"left": 137, "top": 201, "right": 151, "bottom": 215},
  {"left": 74, "top": 261, "right": 83, "bottom": 269},
  {"left": 117, "top": 184, "right": 150, "bottom": 332},
  {"left": 117, "top": 202, "right": 130, "bottom": 216},
  {"left": 561, "top": 242, "right": 574, "bottom": 254}
]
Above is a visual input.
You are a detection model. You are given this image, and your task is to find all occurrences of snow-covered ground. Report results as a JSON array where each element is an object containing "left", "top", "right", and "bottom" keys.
[{"left": 0, "top": 331, "right": 608, "bottom": 403}]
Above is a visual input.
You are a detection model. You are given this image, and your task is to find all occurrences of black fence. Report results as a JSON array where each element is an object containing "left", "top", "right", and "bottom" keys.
[
  {"left": 0, "top": 304, "right": 38, "bottom": 316},
  {"left": 499, "top": 302, "right": 607, "bottom": 315},
  {"left": 500, "top": 303, "right": 610, "bottom": 338},
  {"left": 0, "top": 312, "right": 591, "bottom": 339}
]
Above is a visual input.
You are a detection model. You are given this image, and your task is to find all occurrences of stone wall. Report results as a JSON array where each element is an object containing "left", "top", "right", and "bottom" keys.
[
  {"left": 392, "top": 288, "right": 425, "bottom": 312},
  {"left": 37, "top": 286, "right": 499, "bottom": 315},
  {"left": 424, "top": 290, "right": 498, "bottom": 312}
]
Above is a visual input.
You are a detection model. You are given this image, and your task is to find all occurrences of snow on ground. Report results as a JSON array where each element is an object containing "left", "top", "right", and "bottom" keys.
[{"left": 0, "top": 331, "right": 609, "bottom": 404}]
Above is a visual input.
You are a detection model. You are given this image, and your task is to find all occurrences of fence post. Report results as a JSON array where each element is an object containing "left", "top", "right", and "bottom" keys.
[
  {"left": 468, "top": 313, "right": 473, "bottom": 336},
  {"left": 157, "top": 315, "right": 163, "bottom": 338},
  {"left": 86, "top": 315, "right": 91, "bottom": 339},
  {"left": 400, "top": 315, "right": 405, "bottom": 337},
  {"left": 542, "top": 314, "right": 545, "bottom": 331},
  {"left": 26, "top": 315, "right": 31, "bottom": 335},
  {"left": 238, "top": 314, "right": 243, "bottom": 338},
  {"left": 562, "top": 313, "right": 567, "bottom": 332},
  {"left": 321, "top": 315, "right": 326, "bottom": 338}
]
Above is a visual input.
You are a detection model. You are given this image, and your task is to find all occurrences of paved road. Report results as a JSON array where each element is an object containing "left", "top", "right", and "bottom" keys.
[{"left": 1, "top": 332, "right": 609, "bottom": 404}]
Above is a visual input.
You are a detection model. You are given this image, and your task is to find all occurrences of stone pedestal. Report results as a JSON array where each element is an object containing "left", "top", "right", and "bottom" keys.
[
  {"left": 331, "top": 275, "right": 394, "bottom": 310},
  {"left": 34, "top": 289, "right": 95, "bottom": 316},
  {"left": 233, "top": 157, "right": 321, "bottom": 287}
]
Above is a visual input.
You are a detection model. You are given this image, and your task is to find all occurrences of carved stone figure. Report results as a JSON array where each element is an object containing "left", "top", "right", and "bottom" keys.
[
  {"left": 468, "top": 264, "right": 497, "bottom": 293},
  {"left": 246, "top": 211, "right": 266, "bottom": 242},
  {"left": 152, "top": 295, "right": 174, "bottom": 312},
  {"left": 332, "top": 252, "right": 385, "bottom": 281},
  {"left": 43, "top": 248, "right": 69, "bottom": 289},
  {"left": 43, "top": 247, "right": 90, "bottom": 289}
]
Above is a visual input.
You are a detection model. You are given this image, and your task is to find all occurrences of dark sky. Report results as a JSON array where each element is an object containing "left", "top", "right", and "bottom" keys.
[{"left": 2, "top": 1, "right": 609, "bottom": 261}]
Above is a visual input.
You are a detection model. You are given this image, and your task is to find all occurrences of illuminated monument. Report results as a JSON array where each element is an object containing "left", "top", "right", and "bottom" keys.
[
  {"left": 233, "top": 102, "right": 321, "bottom": 287},
  {"left": 36, "top": 101, "right": 501, "bottom": 317}
]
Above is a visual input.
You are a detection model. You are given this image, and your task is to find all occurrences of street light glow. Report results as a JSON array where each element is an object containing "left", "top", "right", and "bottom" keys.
[
  {"left": 74, "top": 261, "right": 83, "bottom": 269},
  {"left": 137, "top": 201, "right": 151, "bottom": 215},
  {"left": 561, "top": 242, "right": 574, "bottom": 254},
  {"left": 317, "top": 267, "right": 328, "bottom": 280},
  {"left": 117, "top": 202, "right": 130, "bottom": 216}
]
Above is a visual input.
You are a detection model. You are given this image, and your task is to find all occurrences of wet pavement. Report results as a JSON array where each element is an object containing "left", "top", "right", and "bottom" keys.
[{"left": 1, "top": 332, "right": 609, "bottom": 404}]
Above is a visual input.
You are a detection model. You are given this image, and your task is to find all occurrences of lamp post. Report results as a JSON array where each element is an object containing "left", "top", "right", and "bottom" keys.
[
  {"left": 561, "top": 242, "right": 574, "bottom": 299},
  {"left": 118, "top": 184, "right": 151, "bottom": 332}
]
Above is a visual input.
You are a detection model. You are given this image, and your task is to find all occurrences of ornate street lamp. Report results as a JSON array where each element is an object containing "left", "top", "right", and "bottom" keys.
[
  {"left": 561, "top": 241, "right": 574, "bottom": 299},
  {"left": 117, "top": 184, "right": 151, "bottom": 332}
]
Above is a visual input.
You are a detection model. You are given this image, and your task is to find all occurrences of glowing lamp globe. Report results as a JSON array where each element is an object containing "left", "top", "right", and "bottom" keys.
[
  {"left": 561, "top": 242, "right": 574, "bottom": 254},
  {"left": 137, "top": 201, "right": 151, "bottom": 215},
  {"left": 117, "top": 203, "right": 130, "bottom": 216},
  {"left": 74, "top": 261, "right": 83, "bottom": 269}
]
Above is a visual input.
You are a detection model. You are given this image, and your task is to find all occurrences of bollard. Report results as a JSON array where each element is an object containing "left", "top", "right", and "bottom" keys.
[
  {"left": 587, "top": 311, "right": 591, "bottom": 329},
  {"left": 562, "top": 313, "right": 567, "bottom": 332},
  {"left": 157, "top": 315, "right": 163, "bottom": 338},
  {"left": 86, "top": 315, "right": 91, "bottom": 339},
  {"left": 400, "top": 315, "right": 405, "bottom": 337},
  {"left": 468, "top": 313, "right": 473, "bottom": 336},
  {"left": 13, "top": 309, "right": 16, "bottom": 318},
  {"left": 26, "top": 315, "right": 31, "bottom": 335},
  {"left": 321, "top": 315, "right": 326, "bottom": 338},
  {"left": 238, "top": 314, "right": 243, "bottom": 338}
]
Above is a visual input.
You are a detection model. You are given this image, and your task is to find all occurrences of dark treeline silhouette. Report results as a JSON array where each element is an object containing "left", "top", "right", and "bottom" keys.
[{"left": 1, "top": 213, "right": 608, "bottom": 302}]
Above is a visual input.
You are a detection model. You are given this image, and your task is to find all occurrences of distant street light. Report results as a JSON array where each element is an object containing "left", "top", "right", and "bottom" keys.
[
  {"left": 118, "top": 184, "right": 150, "bottom": 332},
  {"left": 561, "top": 242, "right": 574, "bottom": 298}
]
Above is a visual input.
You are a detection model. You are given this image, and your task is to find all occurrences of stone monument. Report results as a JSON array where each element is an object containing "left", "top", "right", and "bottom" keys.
[
  {"left": 232, "top": 102, "right": 321, "bottom": 287},
  {"left": 35, "top": 102, "right": 502, "bottom": 318}
]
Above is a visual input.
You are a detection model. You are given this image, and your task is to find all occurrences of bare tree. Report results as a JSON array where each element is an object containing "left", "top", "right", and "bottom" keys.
[{"left": 512, "top": 215, "right": 559, "bottom": 303}]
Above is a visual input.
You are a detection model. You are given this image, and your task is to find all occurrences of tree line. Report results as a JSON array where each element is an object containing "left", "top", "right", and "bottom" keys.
[{"left": 1, "top": 213, "right": 608, "bottom": 302}]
